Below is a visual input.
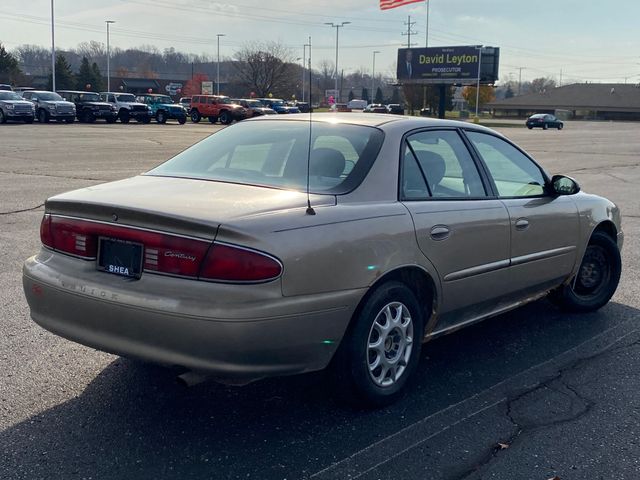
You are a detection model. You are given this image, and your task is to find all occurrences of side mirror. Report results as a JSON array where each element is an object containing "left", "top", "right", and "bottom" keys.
[{"left": 551, "top": 174, "right": 580, "bottom": 195}]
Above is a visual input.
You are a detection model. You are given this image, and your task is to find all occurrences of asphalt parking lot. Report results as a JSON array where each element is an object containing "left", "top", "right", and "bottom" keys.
[{"left": 1, "top": 120, "right": 639, "bottom": 480}]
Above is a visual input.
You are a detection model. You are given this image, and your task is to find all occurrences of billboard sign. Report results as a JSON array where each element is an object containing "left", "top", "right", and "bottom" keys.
[
  {"left": 397, "top": 46, "right": 499, "bottom": 85},
  {"left": 165, "top": 82, "right": 183, "bottom": 95}
]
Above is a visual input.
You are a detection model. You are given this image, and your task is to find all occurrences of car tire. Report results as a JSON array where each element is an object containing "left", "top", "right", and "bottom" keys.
[
  {"left": 120, "top": 110, "right": 130, "bottom": 123},
  {"left": 156, "top": 111, "right": 167, "bottom": 124},
  {"left": 527, "top": 125, "right": 533, "bottom": 129},
  {"left": 191, "top": 110, "right": 201, "bottom": 123},
  {"left": 0, "top": 110, "right": 5, "bottom": 124},
  {"left": 178, "top": 116, "right": 186, "bottom": 125},
  {"left": 38, "top": 109, "right": 49, "bottom": 123},
  {"left": 543, "top": 123, "right": 548, "bottom": 130},
  {"left": 558, "top": 124, "right": 563, "bottom": 130},
  {"left": 549, "top": 231, "right": 621, "bottom": 313},
  {"left": 220, "top": 111, "right": 232, "bottom": 125},
  {"left": 331, "top": 281, "right": 424, "bottom": 408}
]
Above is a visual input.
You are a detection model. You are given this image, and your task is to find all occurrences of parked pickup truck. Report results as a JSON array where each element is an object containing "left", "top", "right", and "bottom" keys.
[
  {"left": 100, "top": 92, "right": 153, "bottom": 124},
  {"left": 22, "top": 90, "right": 76, "bottom": 123}
]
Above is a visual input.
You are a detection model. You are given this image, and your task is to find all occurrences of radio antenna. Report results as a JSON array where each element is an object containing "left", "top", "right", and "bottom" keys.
[{"left": 305, "top": 35, "right": 316, "bottom": 216}]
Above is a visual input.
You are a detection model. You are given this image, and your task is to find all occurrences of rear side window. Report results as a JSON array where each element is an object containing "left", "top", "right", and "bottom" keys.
[
  {"left": 466, "top": 131, "right": 546, "bottom": 197},
  {"left": 402, "top": 130, "right": 486, "bottom": 200},
  {"left": 147, "top": 120, "right": 384, "bottom": 194}
]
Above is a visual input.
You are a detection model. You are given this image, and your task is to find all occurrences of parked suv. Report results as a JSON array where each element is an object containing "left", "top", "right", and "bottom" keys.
[
  {"left": 229, "top": 98, "right": 276, "bottom": 117},
  {"left": 100, "top": 92, "right": 152, "bottom": 124},
  {"left": 0, "top": 84, "right": 12, "bottom": 91},
  {"left": 22, "top": 90, "right": 76, "bottom": 123},
  {"left": 256, "top": 98, "right": 300, "bottom": 114},
  {"left": 189, "top": 95, "right": 248, "bottom": 124},
  {"left": 57, "top": 90, "right": 118, "bottom": 123},
  {"left": 136, "top": 94, "right": 187, "bottom": 124},
  {"left": 0, "top": 90, "right": 35, "bottom": 123}
]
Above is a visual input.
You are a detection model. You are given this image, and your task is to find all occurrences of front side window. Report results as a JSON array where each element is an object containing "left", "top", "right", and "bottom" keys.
[
  {"left": 401, "top": 130, "right": 486, "bottom": 200},
  {"left": 466, "top": 131, "right": 547, "bottom": 197}
]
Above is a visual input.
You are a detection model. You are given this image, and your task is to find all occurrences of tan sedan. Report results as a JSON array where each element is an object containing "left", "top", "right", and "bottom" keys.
[{"left": 23, "top": 114, "right": 623, "bottom": 407}]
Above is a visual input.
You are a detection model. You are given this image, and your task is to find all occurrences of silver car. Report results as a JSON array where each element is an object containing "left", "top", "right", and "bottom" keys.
[{"left": 23, "top": 114, "right": 623, "bottom": 406}]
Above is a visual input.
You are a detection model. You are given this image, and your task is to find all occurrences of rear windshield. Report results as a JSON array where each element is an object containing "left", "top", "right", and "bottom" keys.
[{"left": 146, "top": 120, "right": 384, "bottom": 194}]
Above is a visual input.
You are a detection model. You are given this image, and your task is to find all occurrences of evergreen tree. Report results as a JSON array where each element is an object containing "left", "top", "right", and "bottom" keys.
[
  {"left": 505, "top": 85, "right": 514, "bottom": 99},
  {"left": 0, "top": 42, "right": 21, "bottom": 84},
  {"left": 361, "top": 87, "right": 369, "bottom": 103},
  {"left": 91, "top": 62, "right": 104, "bottom": 91},
  {"left": 47, "top": 54, "right": 75, "bottom": 90},
  {"left": 348, "top": 90, "right": 354, "bottom": 101},
  {"left": 76, "top": 57, "right": 93, "bottom": 90},
  {"left": 391, "top": 87, "right": 400, "bottom": 104},
  {"left": 375, "top": 86, "right": 384, "bottom": 103}
]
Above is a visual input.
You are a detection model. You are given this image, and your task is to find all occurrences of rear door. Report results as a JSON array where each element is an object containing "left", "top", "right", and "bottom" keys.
[
  {"left": 400, "top": 129, "right": 511, "bottom": 332},
  {"left": 465, "top": 130, "right": 579, "bottom": 295}
]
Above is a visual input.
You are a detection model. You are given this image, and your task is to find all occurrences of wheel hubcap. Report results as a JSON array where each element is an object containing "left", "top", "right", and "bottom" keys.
[
  {"left": 573, "top": 245, "right": 610, "bottom": 297},
  {"left": 367, "top": 302, "right": 413, "bottom": 388}
]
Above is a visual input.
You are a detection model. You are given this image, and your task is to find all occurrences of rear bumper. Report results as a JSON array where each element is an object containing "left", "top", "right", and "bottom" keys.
[{"left": 23, "top": 251, "right": 362, "bottom": 382}]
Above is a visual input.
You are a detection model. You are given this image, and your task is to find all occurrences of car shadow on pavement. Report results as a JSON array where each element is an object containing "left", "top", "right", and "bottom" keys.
[{"left": 2, "top": 299, "right": 638, "bottom": 479}]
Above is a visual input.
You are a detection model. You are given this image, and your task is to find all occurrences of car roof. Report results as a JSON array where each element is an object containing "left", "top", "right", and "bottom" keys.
[{"left": 247, "top": 112, "right": 498, "bottom": 131}]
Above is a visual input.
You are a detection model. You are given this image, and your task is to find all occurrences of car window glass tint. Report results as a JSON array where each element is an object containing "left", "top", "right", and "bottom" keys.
[
  {"left": 406, "top": 130, "right": 486, "bottom": 198},
  {"left": 466, "top": 131, "right": 546, "bottom": 197}
]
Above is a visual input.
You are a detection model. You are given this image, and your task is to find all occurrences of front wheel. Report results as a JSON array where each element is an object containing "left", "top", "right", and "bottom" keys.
[
  {"left": 190, "top": 110, "right": 201, "bottom": 123},
  {"left": 156, "top": 111, "right": 167, "bottom": 124},
  {"left": 177, "top": 116, "right": 186, "bottom": 125},
  {"left": 38, "top": 109, "right": 49, "bottom": 123},
  {"left": 219, "top": 110, "right": 232, "bottom": 125},
  {"left": 549, "top": 231, "right": 621, "bottom": 312},
  {"left": 558, "top": 123, "right": 564, "bottom": 130},
  {"left": 543, "top": 123, "right": 548, "bottom": 130},
  {"left": 331, "top": 281, "right": 424, "bottom": 408}
]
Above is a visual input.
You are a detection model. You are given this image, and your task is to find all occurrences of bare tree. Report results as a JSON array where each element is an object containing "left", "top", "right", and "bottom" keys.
[
  {"left": 232, "top": 41, "right": 297, "bottom": 97},
  {"left": 530, "top": 77, "right": 557, "bottom": 94}
]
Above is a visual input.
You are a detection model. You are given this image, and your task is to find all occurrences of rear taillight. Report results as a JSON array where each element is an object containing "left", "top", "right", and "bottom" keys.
[
  {"left": 199, "top": 243, "right": 282, "bottom": 282},
  {"left": 40, "top": 215, "right": 282, "bottom": 283}
]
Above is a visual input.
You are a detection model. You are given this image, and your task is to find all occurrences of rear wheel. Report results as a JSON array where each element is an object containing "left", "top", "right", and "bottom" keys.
[
  {"left": 156, "top": 110, "right": 167, "bottom": 124},
  {"left": 331, "top": 281, "right": 424, "bottom": 408},
  {"left": 38, "top": 109, "right": 49, "bottom": 123},
  {"left": 190, "top": 110, "right": 201, "bottom": 123},
  {"left": 0, "top": 110, "right": 5, "bottom": 124},
  {"left": 549, "top": 231, "right": 621, "bottom": 312},
  {"left": 558, "top": 123, "right": 564, "bottom": 130},
  {"left": 219, "top": 110, "right": 232, "bottom": 125},
  {"left": 543, "top": 123, "right": 548, "bottom": 130}
]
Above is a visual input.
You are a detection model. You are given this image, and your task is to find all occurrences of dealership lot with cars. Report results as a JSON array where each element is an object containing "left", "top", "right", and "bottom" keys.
[{"left": 1, "top": 120, "right": 639, "bottom": 479}]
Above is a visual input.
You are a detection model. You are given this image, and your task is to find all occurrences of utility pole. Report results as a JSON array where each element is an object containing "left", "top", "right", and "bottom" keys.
[
  {"left": 559, "top": 68, "right": 563, "bottom": 87},
  {"left": 325, "top": 22, "right": 351, "bottom": 103},
  {"left": 402, "top": 15, "right": 418, "bottom": 47},
  {"left": 302, "top": 37, "right": 311, "bottom": 102},
  {"left": 50, "top": 0, "right": 55, "bottom": 91},
  {"left": 216, "top": 33, "right": 225, "bottom": 95},
  {"left": 518, "top": 67, "right": 526, "bottom": 95},
  {"left": 106, "top": 20, "right": 115, "bottom": 92},
  {"left": 372, "top": 50, "right": 380, "bottom": 103}
]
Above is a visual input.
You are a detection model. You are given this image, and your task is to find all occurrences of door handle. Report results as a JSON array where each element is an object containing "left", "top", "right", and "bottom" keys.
[
  {"left": 430, "top": 225, "right": 450, "bottom": 241},
  {"left": 515, "top": 218, "right": 530, "bottom": 230}
]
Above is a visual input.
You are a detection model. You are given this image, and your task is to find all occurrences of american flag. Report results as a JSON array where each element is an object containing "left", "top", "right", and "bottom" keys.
[{"left": 380, "top": 0, "right": 425, "bottom": 10}]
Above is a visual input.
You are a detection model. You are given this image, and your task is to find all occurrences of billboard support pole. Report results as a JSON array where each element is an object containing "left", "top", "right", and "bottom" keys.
[
  {"left": 438, "top": 84, "right": 446, "bottom": 119},
  {"left": 475, "top": 45, "right": 483, "bottom": 119}
]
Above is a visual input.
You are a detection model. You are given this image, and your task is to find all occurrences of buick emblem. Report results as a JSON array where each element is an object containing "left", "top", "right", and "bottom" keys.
[{"left": 112, "top": 213, "right": 118, "bottom": 222}]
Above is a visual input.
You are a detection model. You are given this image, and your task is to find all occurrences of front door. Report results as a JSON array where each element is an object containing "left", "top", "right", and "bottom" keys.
[{"left": 464, "top": 130, "right": 580, "bottom": 295}]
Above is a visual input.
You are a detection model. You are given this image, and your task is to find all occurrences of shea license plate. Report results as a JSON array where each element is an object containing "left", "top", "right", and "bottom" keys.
[{"left": 97, "top": 237, "right": 143, "bottom": 279}]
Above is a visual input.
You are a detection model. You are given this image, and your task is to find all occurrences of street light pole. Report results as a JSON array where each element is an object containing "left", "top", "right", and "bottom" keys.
[
  {"left": 106, "top": 20, "right": 115, "bottom": 92},
  {"left": 216, "top": 34, "right": 226, "bottom": 95},
  {"left": 325, "top": 22, "right": 350, "bottom": 103},
  {"left": 50, "top": 0, "right": 55, "bottom": 91},
  {"left": 372, "top": 50, "right": 380, "bottom": 103},
  {"left": 475, "top": 45, "right": 483, "bottom": 119}
]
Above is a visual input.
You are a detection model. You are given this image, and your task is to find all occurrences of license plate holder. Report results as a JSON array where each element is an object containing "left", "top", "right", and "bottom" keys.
[{"left": 97, "top": 237, "right": 143, "bottom": 279}]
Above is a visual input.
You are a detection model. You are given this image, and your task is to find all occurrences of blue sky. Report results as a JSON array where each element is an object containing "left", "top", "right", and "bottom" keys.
[{"left": 1, "top": 0, "right": 639, "bottom": 84}]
